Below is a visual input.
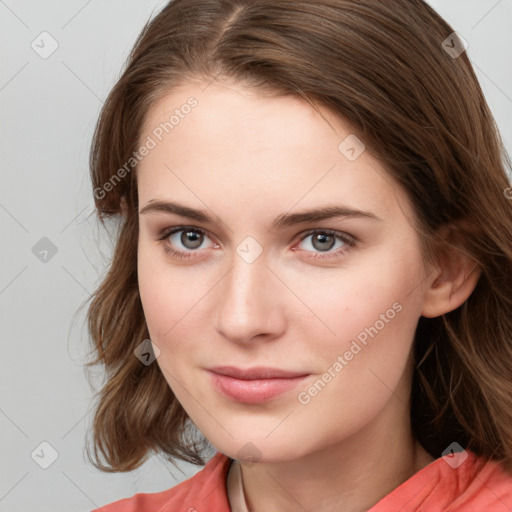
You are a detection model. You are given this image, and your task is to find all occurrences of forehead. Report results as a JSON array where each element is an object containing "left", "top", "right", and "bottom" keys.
[{"left": 136, "top": 80, "right": 412, "bottom": 225}]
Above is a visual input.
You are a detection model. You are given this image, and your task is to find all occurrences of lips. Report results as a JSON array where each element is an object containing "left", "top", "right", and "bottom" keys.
[
  {"left": 207, "top": 366, "right": 310, "bottom": 404},
  {"left": 208, "top": 366, "right": 309, "bottom": 380}
]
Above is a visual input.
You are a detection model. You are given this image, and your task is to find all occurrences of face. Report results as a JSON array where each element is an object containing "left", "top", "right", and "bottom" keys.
[{"left": 136, "top": 79, "right": 432, "bottom": 463}]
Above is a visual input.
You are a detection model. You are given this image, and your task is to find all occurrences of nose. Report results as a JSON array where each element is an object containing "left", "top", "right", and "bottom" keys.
[{"left": 214, "top": 248, "right": 286, "bottom": 345}]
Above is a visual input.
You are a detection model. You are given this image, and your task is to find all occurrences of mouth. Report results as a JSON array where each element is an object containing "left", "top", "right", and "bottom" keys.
[{"left": 207, "top": 366, "right": 310, "bottom": 404}]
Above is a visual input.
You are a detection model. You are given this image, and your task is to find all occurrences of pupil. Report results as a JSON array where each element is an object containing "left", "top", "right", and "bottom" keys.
[
  {"left": 314, "top": 233, "right": 334, "bottom": 251},
  {"left": 182, "top": 230, "right": 202, "bottom": 249}
]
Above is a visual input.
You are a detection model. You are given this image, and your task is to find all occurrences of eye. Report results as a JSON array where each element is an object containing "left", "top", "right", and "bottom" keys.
[
  {"left": 158, "top": 226, "right": 357, "bottom": 261},
  {"left": 294, "top": 229, "right": 356, "bottom": 259},
  {"left": 158, "top": 226, "right": 216, "bottom": 259}
]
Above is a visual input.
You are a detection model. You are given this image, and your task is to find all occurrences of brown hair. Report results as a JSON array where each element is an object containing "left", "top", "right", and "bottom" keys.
[{"left": 85, "top": 0, "right": 512, "bottom": 473}]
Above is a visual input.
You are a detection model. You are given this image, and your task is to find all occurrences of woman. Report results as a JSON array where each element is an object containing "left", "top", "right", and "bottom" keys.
[{"left": 86, "top": 0, "right": 512, "bottom": 510}]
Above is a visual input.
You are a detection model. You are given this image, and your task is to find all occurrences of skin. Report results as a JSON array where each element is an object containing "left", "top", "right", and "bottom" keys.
[{"left": 136, "top": 79, "right": 480, "bottom": 512}]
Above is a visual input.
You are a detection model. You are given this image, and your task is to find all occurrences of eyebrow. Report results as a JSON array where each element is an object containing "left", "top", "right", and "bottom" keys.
[{"left": 139, "top": 200, "right": 382, "bottom": 229}]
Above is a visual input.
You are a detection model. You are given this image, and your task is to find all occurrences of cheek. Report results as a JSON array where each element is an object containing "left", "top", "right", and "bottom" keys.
[
  {"left": 290, "top": 268, "right": 422, "bottom": 441},
  {"left": 137, "top": 245, "right": 212, "bottom": 357},
  {"left": 297, "top": 243, "right": 425, "bottom": 408},
  {"left": 138, "top": 275, "right": 183, "bottom": 345},
  {"left": 137, "top": 254, "right": 202, "bottom": 400},
  {"left": 306, "top": 245, "right": 423, "bottom": 345},
  {"left": 138, "top": 245, "right": 180, "bottom": 344}
]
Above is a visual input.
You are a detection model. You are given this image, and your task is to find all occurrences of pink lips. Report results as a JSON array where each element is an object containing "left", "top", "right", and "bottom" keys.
[{"left": 208, "top": 366, "right": 310, "bottom": 404}]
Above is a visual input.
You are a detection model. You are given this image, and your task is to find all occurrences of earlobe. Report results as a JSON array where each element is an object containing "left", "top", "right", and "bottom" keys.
[{"left": 421, "top": 244, "right": 481, "bottom": 319}]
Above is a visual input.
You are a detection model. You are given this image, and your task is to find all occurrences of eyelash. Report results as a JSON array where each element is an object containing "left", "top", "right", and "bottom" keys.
[{"left": 157, "top": 226, "right": 357, "bottom": 261}]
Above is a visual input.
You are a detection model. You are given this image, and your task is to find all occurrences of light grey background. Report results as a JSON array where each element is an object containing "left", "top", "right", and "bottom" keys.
[{"left": 1, "top": 1, "right": 511, "bottom": 510}]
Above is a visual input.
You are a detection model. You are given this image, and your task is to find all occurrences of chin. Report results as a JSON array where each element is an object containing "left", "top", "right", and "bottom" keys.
[{"left": 206, "top": 431, "right": 313, "bottom": 464}]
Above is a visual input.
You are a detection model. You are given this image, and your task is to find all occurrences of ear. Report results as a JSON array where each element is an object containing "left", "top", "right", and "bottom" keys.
[{"left": 421, "top": 226, "right": 481, "bottom": 318}]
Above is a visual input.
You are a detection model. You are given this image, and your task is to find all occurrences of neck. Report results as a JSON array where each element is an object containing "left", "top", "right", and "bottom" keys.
[{"left": 238, "top": 400, "right": 435, "bottom": 512}]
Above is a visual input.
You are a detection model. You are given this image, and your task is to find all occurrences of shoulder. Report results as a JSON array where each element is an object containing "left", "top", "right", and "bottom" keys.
[
  {"left": 91, "top": 452, "right": 233, "bottom": 512},
  {"left": 370, "top": 450, "right": 512, "bottom": 511},
  {"left": 451, "top": 451, "right": 512, "bottom": 510}
]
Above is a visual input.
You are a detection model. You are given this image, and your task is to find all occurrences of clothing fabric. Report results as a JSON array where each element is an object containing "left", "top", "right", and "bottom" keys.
[{"left": 92, "top": 450, "right": 512, "bottom": 511}]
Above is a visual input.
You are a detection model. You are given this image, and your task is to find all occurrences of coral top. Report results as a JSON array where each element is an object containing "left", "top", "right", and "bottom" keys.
[{"left": 92, "top": 450, "right": 512, "bottom": 511}]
